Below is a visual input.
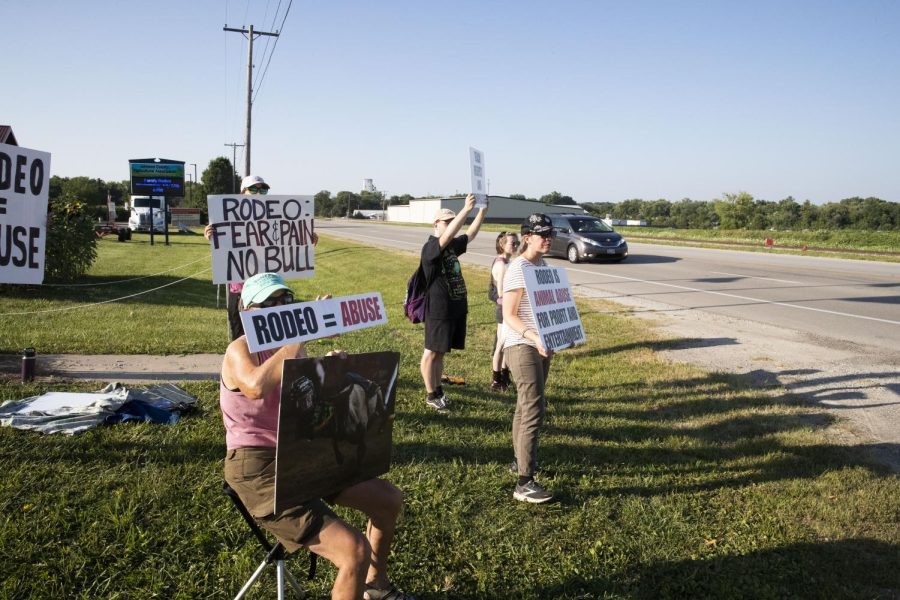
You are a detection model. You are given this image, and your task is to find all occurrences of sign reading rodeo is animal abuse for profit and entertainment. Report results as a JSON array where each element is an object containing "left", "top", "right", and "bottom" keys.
[
  {"left": 523, "top": 265, "right": 586, "bottom": 352},
  {"left": 207, "top": 194, "right": 315, "bottom": 284},
  {"left": 241, "top": 292, "right": 389, "bottom": 353}
]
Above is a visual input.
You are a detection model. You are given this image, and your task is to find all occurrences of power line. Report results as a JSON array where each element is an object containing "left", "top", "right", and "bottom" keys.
[
  {"left": 252, "top": 0, "right": 293, "bottom": 104},
  {"left": 252, "top": 0, "right": 284, "bottom": 92},
  {"left": 223, "top": 24, "right": 279, "bottom": 177}
]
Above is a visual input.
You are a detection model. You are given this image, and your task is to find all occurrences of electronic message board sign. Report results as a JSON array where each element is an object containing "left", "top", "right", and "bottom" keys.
[{"left": 129, "top": 158, "right": 185, "bottom": 197}]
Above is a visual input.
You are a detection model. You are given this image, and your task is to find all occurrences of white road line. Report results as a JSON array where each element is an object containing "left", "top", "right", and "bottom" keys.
[
  {"left": 564, "top": 266, "right": 900, "bottom": 326},
  {"left": 709, "top": 271, "right": 802, "bottom": 285},
  {"left": 321, "top": 229, "right": 900, "bottom": 327}
]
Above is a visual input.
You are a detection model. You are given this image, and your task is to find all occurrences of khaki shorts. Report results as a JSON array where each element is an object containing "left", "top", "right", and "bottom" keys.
[{"left": 224, "top": 447, "right": 337, "bottom": 553}]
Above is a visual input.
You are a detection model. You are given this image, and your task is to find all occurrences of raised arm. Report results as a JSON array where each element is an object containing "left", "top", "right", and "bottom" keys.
[
  {"left": 438, "top": 194, "right": 476, "bottom": 249},
  {"left": 465, "top": 201, "right": 488, "bottom": 243}
]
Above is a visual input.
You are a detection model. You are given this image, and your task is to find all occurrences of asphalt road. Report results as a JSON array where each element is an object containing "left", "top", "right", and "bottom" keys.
[
  {"left": 318, "top": 219, "right": 900, "bottom": 464},
  {"left": 318, "top": 219, "right": 900, "bottom": 351}
]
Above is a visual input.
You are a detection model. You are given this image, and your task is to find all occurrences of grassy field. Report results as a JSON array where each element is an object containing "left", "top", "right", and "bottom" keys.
[
  {"left": 0, "top": 231, "right": 898, "bottom": 599},
  {"left": 609, "top": 227, "right": 900, "bottom": 261}
]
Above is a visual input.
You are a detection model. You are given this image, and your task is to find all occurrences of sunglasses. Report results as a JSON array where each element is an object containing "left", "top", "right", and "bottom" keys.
[
  {"left": 247, "top": 186, "right": 269, "bottom": 195},
  {"left": 531, "top": 231, "right": 555, "bottom": 239},
  {"left": 499, "top": 232, "right": 520, "bottom": 247},
  {"left": 251, "top": 292, "right": 294, "bottom": 308}
]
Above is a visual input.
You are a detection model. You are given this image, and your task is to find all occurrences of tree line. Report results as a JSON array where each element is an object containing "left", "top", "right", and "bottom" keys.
[
  {"left": 47, "top": 156, "right": 898, "bottom": 230},
  {"left": 582, "top": 192, "right": 900, "bottom": 231}
]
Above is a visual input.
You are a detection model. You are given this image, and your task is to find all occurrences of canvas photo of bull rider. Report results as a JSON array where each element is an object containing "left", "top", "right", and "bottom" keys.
[{"left": 275, "top": 351, "right": 400, "bottom": 513}]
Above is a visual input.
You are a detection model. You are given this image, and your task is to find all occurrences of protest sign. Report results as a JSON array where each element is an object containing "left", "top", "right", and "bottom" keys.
[
  {"left": 207, "top": 194, "right": 315, "bottom": 284},
  {"left": 469, "top": 147, "right": 488, "bottom": 209},
  {"left": 275, "top": 351, "right": 399, "bottom": 511},
  {"left": 523, "top": 265, "right": 586, "bottom": 352},
  {"left": 241, "top": 291, "right": 388, "bottom": 353},
  {"left": 0, "top": 143, "right": 50, "bottom": 285}
]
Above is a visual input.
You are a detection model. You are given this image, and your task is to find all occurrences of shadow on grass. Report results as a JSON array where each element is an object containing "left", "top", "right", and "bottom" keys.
[
  {"left": 533, "top": 538, "right": 900, "bottom": 600},
  {"left": 0, "top": 273, "right": 217, "bottom": 309},
  {"left": 391, "top": 365, "right": 899, "bottom": 496}
]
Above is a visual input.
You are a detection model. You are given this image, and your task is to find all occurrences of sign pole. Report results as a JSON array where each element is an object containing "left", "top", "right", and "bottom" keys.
[{"left": 149, "top": 196, "right": 155, "bottom": 246}]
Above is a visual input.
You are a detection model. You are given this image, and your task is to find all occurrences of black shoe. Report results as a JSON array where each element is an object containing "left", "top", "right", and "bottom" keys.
[{"left": 501, "top": 368, "right": 512, "bottom": 388}]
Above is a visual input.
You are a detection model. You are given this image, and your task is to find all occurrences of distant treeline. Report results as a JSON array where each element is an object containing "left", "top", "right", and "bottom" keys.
[
  {"left": 582, "top": 193, "right": 900, "bottom": 231},
  {"left": 45, "top": 169, "right": 898, "bottom": 231}
]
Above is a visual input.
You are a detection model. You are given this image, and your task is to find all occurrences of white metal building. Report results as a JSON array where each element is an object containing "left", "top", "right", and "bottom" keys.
[{"left": 387, "top": 195, "right": 587, "bottom": 224}]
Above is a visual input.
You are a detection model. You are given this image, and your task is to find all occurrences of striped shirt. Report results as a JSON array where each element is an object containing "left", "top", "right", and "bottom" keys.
[{"left": 502, "top": 256, "right": 546, "bottom": 349}]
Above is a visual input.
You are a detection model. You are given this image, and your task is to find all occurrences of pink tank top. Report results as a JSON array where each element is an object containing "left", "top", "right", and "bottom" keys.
[{"left": 220, "top": 346, "right": 281, "bottom": 449}]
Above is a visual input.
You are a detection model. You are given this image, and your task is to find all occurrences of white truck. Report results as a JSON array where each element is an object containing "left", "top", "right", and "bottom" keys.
[{"left": 128, "top": 196, "right": 168, "bottom": 232}]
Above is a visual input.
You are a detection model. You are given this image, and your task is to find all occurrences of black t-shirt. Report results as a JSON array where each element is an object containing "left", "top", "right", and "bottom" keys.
[{"left": 421, "top": 234, "right": 468, "bottom": 319}]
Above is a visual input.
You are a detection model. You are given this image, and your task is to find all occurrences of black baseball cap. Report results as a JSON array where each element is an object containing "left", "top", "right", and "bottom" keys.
[{"left": 521, "top": 213, "right": 553, "bottom": 235}]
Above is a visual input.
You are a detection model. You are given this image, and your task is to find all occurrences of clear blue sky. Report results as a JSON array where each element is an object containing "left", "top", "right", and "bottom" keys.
[{"left": 5, "top": 0, "right": 900, "bottom": 204}]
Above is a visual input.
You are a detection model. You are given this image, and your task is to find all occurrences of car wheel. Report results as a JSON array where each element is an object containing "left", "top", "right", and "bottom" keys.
[{"left": 567, "top": 245, "right": 580, "bottom": 263}]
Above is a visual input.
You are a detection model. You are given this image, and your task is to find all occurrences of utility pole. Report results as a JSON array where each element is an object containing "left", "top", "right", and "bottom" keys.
[
  {"left": 224, "top": 24, "right": 279, "bottom": 177},
  {"left": 223, "top": 143, "right": 245, "bottom": 193}
]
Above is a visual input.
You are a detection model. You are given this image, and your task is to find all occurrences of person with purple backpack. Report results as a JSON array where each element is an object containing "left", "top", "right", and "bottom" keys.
[{"left": 419, "top": 193, "right": 487, "bottom": 411}]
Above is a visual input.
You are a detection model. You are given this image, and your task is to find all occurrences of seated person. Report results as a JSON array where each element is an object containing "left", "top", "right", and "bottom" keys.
[{"left": 221, "top": 272, "right": 417, "bottom": 600}]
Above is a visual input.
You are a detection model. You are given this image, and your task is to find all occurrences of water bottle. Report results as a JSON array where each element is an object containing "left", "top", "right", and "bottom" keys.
[{"left": 21, "top": 348, "right": 36, "bottom": 382}]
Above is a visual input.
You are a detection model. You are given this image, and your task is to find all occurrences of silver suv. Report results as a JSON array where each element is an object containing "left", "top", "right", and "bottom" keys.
[{"left": 547, "top": 214, "right": 628, "bottom": 263}]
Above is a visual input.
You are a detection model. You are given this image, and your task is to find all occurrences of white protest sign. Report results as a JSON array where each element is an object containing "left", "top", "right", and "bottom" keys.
[
  {"left": 207, "top": 194, "right": 316, "bottom": 284},
  {"left": 523, "top": 265, "right": 586, "bottom": 352},
  {"left": 0, "top": 144, "right": 51, "bottom": 285},
  {"left": 469, "top": 147, "right": 488, "bottom": 209},
  {"left": 241, "top": 291, "right": 388, "bottom": 353}
]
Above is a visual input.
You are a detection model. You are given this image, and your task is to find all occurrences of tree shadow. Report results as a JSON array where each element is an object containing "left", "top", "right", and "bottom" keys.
[{"left": 532, "top": 538, "right": 900, "bottom": 600}]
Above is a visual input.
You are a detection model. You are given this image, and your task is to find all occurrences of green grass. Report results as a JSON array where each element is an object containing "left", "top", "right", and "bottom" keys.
[
  {"left": 0, "top": 231, "right": 898, "bottom": 598},
  {"left": 612, "top": 227, "right": 900, "bottom": 262}
]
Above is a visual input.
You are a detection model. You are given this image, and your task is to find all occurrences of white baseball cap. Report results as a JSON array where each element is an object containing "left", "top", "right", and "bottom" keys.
[{"left": 240, "top": 175, "right": 270, "bottom": 191}]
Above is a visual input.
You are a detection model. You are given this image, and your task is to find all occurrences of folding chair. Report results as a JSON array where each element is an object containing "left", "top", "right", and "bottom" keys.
[{"left": 223, "top": 482, "right": 317, "bottom": 600}]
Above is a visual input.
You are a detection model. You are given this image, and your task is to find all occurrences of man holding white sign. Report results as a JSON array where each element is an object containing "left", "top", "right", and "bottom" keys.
[
  {"left": 501, "top": 213, "right": 585, "bottom": 504},
  {"left": 205, "top": 174, "right": 318, "bottom": 341},
  {"left": 220, "top": 272, "right": 418, "bottom": 600},
  {"left": 0, "top": 143, "right": 50, "bottom": 285}
]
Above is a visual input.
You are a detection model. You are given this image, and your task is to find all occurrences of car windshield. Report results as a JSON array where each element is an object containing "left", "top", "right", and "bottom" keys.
[{"left": 569, "top": 218, "right": 613, "bottom": 233}]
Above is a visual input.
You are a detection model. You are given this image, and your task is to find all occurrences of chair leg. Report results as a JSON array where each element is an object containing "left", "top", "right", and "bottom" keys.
[
  {"left": 277, "top": 560, "right": 285, "bottom": 600},
  {"left": 234, "top": 559, "right": 269, "bottom": 600},
  {"left": 283, "top": 566, "right": 306, "bottom": 598}
]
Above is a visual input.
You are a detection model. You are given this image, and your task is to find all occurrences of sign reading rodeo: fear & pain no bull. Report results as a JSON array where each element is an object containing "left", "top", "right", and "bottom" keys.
[
  {"left": 207, "top": 194, "right": 315, "bottom": 284},
  {"left": 241, "top": 292, "right": 388, "bottom": 353}
]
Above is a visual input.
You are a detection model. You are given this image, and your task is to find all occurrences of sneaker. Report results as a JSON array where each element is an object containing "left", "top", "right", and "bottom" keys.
[
  {"left": 513, "top": 479, "right": 553, "bottom": 504},
  {"left": 425, "top": 394, "right": 449, "bottom": 411}
]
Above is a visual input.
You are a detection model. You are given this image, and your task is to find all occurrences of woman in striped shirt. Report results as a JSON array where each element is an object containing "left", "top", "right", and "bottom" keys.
[{"left": 502, "top": 213, "right": 556, "bottom": 504}]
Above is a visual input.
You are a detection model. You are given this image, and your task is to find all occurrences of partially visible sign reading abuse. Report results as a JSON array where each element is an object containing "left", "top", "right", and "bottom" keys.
[
  {"left": 207, "top": 194, "right": 315, "bottom": 284},
  {"left": 0, "top": 143, "right": 50, "bottom": 285},
  {"left": 523, "top": 265, "right": 586, "bottom": 352},
  {"left": 241, "top": 292, "right": 388, "bottom": 353}
]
